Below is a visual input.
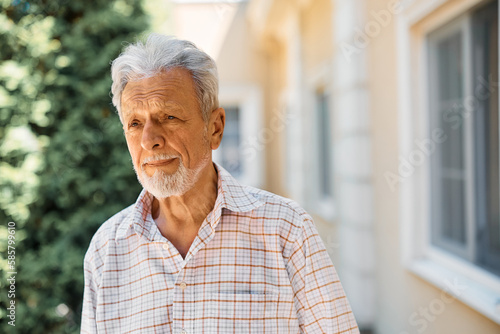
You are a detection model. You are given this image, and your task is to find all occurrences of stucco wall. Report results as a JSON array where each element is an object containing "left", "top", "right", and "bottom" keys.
[{"left": 301, "top": 0, "right": 334, "bottom": 73}]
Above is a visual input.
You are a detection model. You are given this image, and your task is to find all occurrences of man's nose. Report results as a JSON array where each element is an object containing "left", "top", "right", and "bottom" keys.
[{"left": 141, "top": 120, "right": 165, "bottom": 151}]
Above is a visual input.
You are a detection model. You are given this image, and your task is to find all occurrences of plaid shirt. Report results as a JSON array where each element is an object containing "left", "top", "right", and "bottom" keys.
[{"left": 81, "top": 163, "right": 359, "bottom": 333}]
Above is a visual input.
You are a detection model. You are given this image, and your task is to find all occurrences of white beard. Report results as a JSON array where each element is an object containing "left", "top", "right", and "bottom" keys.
[{"left": 134, "top": 152, "right": 210, "bottom": 199}]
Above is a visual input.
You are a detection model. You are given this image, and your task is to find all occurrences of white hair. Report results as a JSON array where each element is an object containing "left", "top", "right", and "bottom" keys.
[{"left": 111, "top": 33, "right": 219, "bottom": 122}]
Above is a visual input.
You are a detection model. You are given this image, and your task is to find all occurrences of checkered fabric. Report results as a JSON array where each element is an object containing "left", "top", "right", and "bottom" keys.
[{"left": 81, "top": 163, "right": 359, "bottom": 333}]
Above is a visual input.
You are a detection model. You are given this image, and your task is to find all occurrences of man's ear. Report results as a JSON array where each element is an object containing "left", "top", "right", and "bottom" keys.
[{"left": 209, "top": 107, "right": 225, "bottom": 150}]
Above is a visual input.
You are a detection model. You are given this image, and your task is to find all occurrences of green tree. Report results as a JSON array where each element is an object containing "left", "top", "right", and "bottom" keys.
[{"left": 0, "top": 0, "right": 147, "bottom": 332}]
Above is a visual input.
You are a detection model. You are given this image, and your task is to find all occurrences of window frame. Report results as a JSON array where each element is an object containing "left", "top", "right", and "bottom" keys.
[
  {"left": 397, "top": 0, "right": 500, "bottom": 324},
  {"left": 427, "top": 13, "right": 477, "bottom": 263}
]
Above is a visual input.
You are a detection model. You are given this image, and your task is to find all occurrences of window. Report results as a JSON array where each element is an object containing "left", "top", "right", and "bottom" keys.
[
  {"left": 217, "top": 106, "right": 242, "bottom": 177},
  {"left": 427, "top": 0, "right": 499, "bottom": 275},
  {"left": 214, "top": 84, "right": 263, "bottom": 188},
  {"left": 399, "top": 0, "right": 500, "bottom": 323},
  {"left": 300, "top": 85, "right": 336, "bottom": 219},
  {"left": 316, "top": 89, "right": 333, "bottom": 199},
  {"left": 472, "top": 1, "right": 500, "bottom": 277}
]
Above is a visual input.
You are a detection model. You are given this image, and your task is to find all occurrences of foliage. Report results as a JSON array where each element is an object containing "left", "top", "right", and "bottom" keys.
[{"left": 0, "top": 0, "right": 147, "bottom": 332}]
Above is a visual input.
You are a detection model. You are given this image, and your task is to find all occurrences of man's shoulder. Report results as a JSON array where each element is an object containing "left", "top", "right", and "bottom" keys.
[
  {"left": 242, "top": 184, "right": 312, "bottom": 224},
  {"left": 238, "top": 185, "right": 318, "bottom": 254}
]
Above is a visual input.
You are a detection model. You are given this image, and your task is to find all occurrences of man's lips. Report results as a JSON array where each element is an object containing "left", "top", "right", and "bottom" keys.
[{"left": 144, "top": 158, "right": 176, "bottom": 167}]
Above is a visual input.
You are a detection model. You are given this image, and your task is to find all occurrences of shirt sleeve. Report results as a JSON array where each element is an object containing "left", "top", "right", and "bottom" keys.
[
  {"left": 285, "top": 218, "right": 359, "bottom": 334},
  {"left": 81, "top": 245, "right": 99, "bottom": 334}
]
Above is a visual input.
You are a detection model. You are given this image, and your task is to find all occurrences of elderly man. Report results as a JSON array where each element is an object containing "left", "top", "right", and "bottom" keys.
[{"left": 81, "top": 33, "right": 359, "bottom": 334}]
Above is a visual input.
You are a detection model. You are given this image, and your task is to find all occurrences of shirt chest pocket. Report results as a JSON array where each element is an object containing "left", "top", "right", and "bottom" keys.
[{"left": 202, "top": 293, "right": 280, "bottom": 333}]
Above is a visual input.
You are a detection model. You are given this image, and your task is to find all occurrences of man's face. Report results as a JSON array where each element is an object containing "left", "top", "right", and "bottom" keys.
[{"left": 121, "top": 68, "right": 214, "bottom": 198}]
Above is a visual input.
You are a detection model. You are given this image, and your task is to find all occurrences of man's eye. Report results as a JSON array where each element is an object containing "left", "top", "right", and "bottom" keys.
[
  {"left": 167, "top": 115, "right": 175, "bottom": 120},
  {"left": 130, "top": 121, "right": 139, "bottom": 127}
]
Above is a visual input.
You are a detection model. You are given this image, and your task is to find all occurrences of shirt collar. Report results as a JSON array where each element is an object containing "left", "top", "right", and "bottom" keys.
[
  {"left": 115, "top": 162, "right": 264, "bottom": 242},
  {"left": 212, "top": 162, "right": 264, "bottom": 213},
  {"left": 115, "top": 188, "right": 154, "bottom": 242}
]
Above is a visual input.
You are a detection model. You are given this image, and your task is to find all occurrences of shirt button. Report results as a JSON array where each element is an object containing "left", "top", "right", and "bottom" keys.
[
  {"left": 179, "top": 282, "right": 187, "bottom": 290},
  {"left": 162, "top": 243, "right": 169, "bottom": 250},
  {"left": 180, "top": 329, "right": 187, "bottom": 334}
]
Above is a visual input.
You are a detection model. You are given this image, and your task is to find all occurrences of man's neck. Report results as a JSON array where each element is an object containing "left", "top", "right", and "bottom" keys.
[{"left": 151, "top": 162, "right": 218, "bottom": 257}]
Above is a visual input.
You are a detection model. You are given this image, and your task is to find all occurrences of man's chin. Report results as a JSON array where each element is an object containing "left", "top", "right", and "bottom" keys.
[
  {"left": 144, "top": 168, "right": 171, "bottom": 179},
  {"left": 138, "top": 171, "right": 187, "bottom": 198},
  {"left": 140, "top": 182, "right": 185, "bottom": 199}
]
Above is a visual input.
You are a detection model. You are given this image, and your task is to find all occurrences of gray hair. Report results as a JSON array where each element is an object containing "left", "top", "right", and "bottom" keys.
[{"left": 111, "top": 33, "right": 219, "bottom": 122}]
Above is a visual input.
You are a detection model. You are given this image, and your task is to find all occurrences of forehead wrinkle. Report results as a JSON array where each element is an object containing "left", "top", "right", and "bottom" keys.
[
  {"left": 124, "top": 73, "right": 196, "bottom": 101},
  {"left": 121, "top": 69, "right": 199, "bottom": 117},
  {"left": 123, "top": 87, "right": 171, "bottom": 104},
  {"left": 125, "top": 98, "right": 182, "bottom": 110},
  {"left": 123, "top": 91, "right": 184, "bottom": 112}
]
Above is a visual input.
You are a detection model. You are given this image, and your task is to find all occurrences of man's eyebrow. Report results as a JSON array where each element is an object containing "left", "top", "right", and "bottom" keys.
[
  {"left": 122, "top": 105, "right": 135, "bottom": 117},
  {"left": 122, "top": 101, "right": 185, "bottom": 119},
  {"left": 121, "top": 109, "right": 135, "bottom": 120}
]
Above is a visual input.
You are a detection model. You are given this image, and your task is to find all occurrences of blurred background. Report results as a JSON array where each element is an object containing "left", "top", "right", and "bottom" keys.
[{"left": 1, "top": 0, "right": 500, "bottom": 333}]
